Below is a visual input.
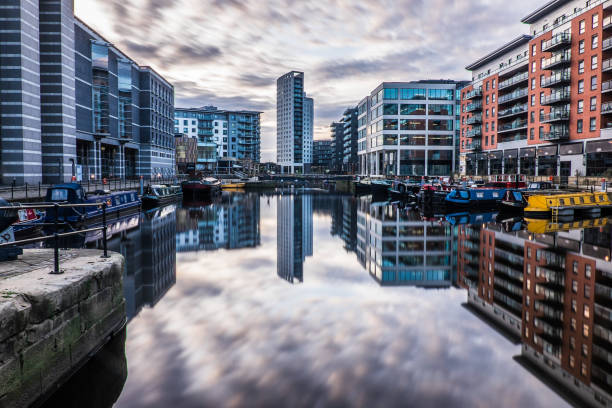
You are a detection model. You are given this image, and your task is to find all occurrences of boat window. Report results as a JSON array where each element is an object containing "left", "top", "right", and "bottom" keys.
[
  {"left": 513, "top": 192, "right": 522, "bottom": 201},
  {"left": 459, "top": 191, "right": 469, "bottom": 199},
  {"left": 476, "top": 192, "right": 484, "bottom": 199},
  {"left": 50, "top": 189, "right": 69, "bottom": 201},
  {"left": 560, "top": 199, "right": 565, "bottom": 206},
  {"left": 492, "top": 192, "right": 499, "bottom": 198}
]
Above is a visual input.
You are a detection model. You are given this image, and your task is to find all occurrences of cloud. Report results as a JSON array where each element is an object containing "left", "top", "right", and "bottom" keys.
[{"left": 76, "top": 0, "right": 538, "bottom": 161}]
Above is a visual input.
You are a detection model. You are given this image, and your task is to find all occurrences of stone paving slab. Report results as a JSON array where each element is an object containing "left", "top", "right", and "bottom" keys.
[{"left": 0, "top": 250, "right": 77, "bottom": 281}]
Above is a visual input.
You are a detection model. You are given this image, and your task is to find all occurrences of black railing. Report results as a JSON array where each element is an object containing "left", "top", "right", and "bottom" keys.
[{"left": 0, "top": 202, "right": 111, "bottom": 274}]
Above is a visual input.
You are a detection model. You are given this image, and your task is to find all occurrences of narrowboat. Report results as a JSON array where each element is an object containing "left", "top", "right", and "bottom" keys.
[
  {"left": 389, "top": 180, "right": 422, "bottom": 196},
  {"left": 354, "top": 179, "right": 391, "bottom": 196},
  {"left": 525, "top": 217, "right": 608, "bottom": 234},
  {"left": 44, "top": 183, "right": 141, "bottom": 224},
  {"left": 524, "top": 192, "right": 612, "bottom": 220},
  {"left": 141, "top": 185, "right": 182, "bottom": 209},
  {"left": 13, "top": 208, "right": 45, "bottom": 239},
  {"left": 445, "top": 211, "right": 498, "bottom": 226},
  {"left": 182, "top": 178, "right": 221, "bottom": 203},
  {"left": 221, "top": 182, "right": 246, "bottom": 190},
  {"left": 444, "top": 188, "right": 507, "bottom": 209}
]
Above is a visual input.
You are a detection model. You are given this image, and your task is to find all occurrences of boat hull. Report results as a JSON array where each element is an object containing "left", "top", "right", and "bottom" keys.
[{"left": 141, "top": 193, "right": 181, "bottom": 210}]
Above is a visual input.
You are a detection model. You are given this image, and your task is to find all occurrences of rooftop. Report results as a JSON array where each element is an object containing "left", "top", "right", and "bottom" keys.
[
  {"left": 521, "top": 0, "right": 572, "bottom": 24},
  {"left": 465, "top": 35, "right": 533, "bottom": 71}
]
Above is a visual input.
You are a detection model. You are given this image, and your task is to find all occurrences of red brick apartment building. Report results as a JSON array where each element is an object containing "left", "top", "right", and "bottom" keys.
[
  {"left": 460, "top": 0, "right": 612, "bottom": 179},
  {"left": 457, "top": 221, "right": 612, "bottom": 407}
]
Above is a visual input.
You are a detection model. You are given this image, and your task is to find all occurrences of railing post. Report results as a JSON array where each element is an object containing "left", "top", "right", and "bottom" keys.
[
  {"left": 38, "top": 182, "right": 41, "bottom": 198},
  {"left": 25, "top": 183, "right": 28, "bottom": 200},
  {"left": 101, "top": 202, "right": 109, "bottom": 258}
]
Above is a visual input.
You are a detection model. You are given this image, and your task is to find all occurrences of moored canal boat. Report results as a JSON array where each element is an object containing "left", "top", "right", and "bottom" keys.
[
  {"left": 523, "top": 192, "right": 612, "bottom": 220},
  {"left": 444, "top": 188, "right": 507, "bottom": 209},
  {"left": 142, "top": 185, "right": 182, "bottom": 209},
  {"left": 182, "top": 178, "right": 222, "bottom": 203}
]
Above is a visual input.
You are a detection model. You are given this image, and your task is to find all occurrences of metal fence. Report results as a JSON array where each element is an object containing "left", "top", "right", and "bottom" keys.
[{"left": 0, "top": 202, "right": 112, "bottom": 274}]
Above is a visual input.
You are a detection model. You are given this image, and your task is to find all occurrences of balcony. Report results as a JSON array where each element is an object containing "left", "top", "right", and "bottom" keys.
[
  {"left": 605, "top": 15, "right": 612, "bottom": 30},
  {"left": 541, "top": 126, "right": 570, "bottom": 141},
  {"left": 603, "top": 57, "right": 612, "bottom": 72},
  {"left": 465, "top": 102, "right": 482, "bottom": 113},
  {"left": 465, "top": 126, "right": 482, "bottom": 138},
  {"left": 542, "top": 91, "right": 571, "bottom": 105},
  {"left": 541, "top": 109, "right": 570, "bottom": 124},
  {"left": 542, "top": 51, "right": 572, "bottom": 70},
  {"left": 464, "top": 89, "right": 482, "bottom": 100},
  {"left": 498, "top": 119, "right": 528, "bottom": 134},
  {"left": 542, "top": 33, "right": 572, "bottom": 52},
  {"left": 465, "top": 140, "right": 482, "bottom": 151},
  {"left": 604, "top": 36, "right": 612, "bottom": 51},
  {"left": 497, "top": 88, "right": 528, "bottom": 105},
  {"left": 498, "top": 72, "right": 529, "bottom": 90},
  {"left": 498, "top": 104, "right": 528, "bottom": 119},
  {"left": 603, "top": 102, "right": 612, "bottom": 115},
  {"left": 541, "top": 71, "right": 571, "bottom": 88},
  {"left": 466, "top": 114, "right": 482, "bottom": 125},
  {"left": 603, "top": 80, "right": 612, "bottom": 94}
]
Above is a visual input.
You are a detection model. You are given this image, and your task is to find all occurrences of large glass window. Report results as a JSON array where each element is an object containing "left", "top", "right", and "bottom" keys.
[
  {"left": 428, "top": 150, "right": 452, "bottom": 176},
  {"left": 118, "top": 61, "right": 132, "bottom": 91},
  {"left": 428, "top": 120, "right": 453, "bottom": 131},
  {"left": 384, "top": 134, "right": 398, "bottom": 145},
  {"left": 428, "top": 89, "right": 454, "bottom": 100},
  {"left": 383, "top": 104, "right": 398, "bottom": 115},
  {"left": 400, "top": 134, "right": 425, "bottom": 146},
  {"left": 428, "top": 134, "right": 453, "bottom": 146},
  {"left": 92, "top": 43, "right": 108, "bottom": 69},
  {"left": 400, "top": 104, "right": 426, "bottom": 115},
  {"left": 400, "top": 150, "right": 425, "bottom": 175},
  {"left": 428, "top": 104, "right": 454, "bottom": 116},
  {"left": 538, "top": 156, "right": 557, "bottom": 176},
  {"left": 400, "top": 88, "right": 426, "bottom": 100},
  {"left": 383, "top": 88, "right": 398, "bottom": 99},
  {"left": 521, "top": 157, "right": 536, "bottom": 176},
  {"left": 400, "top": 119, "right": 425, "bottom": 130},
  {"left": 383, "top": 119, "right": 398, "bottom": 130}
]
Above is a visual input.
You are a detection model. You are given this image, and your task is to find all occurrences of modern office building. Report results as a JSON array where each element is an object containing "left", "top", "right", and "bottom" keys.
[
  {"left": 174, "top": 106, "right": 262, "bottom": 172},
  {"left": 276, "top": 71, "right": 313, "bottom": 174},
  {"left": 312, "top": 140, "right": 333, "bottom": 171},
  {"left": 174, "top": 133, "right": 197, "bottom": 174},
  {"left": 340, "top": 107, "right": 359, "bottom": 174},
  {"left": 0, "top": 0, "right": 175, "bottom": 184},
  {"left": 357, "top": 80, "right": 467, "bottom": 177},
  {"left": 460, "top": 0, "right": 612, "bottom": 178},
  {"left": 329, "top": 122, "right": 344, "bottom": 172}
]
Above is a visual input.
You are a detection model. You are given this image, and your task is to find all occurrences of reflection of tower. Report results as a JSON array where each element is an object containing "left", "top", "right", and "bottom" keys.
[
  {"left": 277, "top": 194, "right": 313, "bottom": 283},
  {"left": 357, "top": 196, "right": 453, "bottom": 287}
]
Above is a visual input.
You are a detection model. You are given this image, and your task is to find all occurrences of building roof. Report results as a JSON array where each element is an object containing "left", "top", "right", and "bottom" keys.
[
  {"left": 521, "top": 0, "right": 572, "bottom": 24},
  {"left": 465, "top": 34, "right": 533, "bottom": 71},
  {"left": 175, "top": 106, "right": 263, "bottom": 115}
]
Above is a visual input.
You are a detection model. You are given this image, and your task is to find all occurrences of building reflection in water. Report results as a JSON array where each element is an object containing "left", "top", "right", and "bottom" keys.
[
  {"left": 175, "top": 193, "right": 261, "bottom": 252},
  {"left": 457, "top": 218, "right": 612, "bottom": 408},
  {"left": 354, "top": 197, "right": 455, "bottom": 288},
  {"left": 277, "top": 193, "right": 313, "bottom": 283}
]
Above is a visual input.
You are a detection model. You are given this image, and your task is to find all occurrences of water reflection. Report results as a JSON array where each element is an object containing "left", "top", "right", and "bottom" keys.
[{"left": 277, "top": 194, "right": 313, "bottom": 283}]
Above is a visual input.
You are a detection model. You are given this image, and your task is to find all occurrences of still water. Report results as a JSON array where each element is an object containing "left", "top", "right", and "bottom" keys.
[{"left": 44, "top": 192, "right": 612, "bottom": 407}]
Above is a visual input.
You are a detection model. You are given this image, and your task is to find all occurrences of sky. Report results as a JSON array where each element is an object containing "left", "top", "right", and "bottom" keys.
[{"left": 75, "top": 0, "right": 539, "bottom": 162}]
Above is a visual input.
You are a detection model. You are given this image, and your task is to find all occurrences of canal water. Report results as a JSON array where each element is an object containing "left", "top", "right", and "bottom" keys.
[{"left": 41, "top": 192, "right": 612, "bottom": 407}]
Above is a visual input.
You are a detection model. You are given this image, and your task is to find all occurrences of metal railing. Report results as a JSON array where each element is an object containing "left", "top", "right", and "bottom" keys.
[
  {"left": 542, "top": 51, "right": 572, "bottom": 70},
  {"left": 541, "top": 71, "right": 571, "bottom": 88},
  {"left": 0, "top": 202, "right": 112, "bottom": 274},
  {"left": 498, "top": 72, "right": 529, "bottom": 90},
  {"left": 498, "top": 104, "right": 528, "bottom": 118},
  {"left": 498, "top": 88, "right": 528, "bottom": 104},
  {"left": 542, "top": 33, "right": 571, "bottom": 52}
]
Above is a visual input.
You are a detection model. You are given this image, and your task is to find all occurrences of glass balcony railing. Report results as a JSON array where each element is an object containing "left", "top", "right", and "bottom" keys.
[
  {"left": 498, "top": 88, "right": 528, "bottom": 104},
  {"left": 603, "top": 36, "right": 612, "bottom": 51},
  {"left": 465, "top": 126, "right": 482, "bottom": 138},
  {"left": 604, "top": 15, "right": 612, "bottom": 30},
  {"left": 602, "top": 57, "right": 612, "bottom": 72},
  {"left": 603, "top": 80, "right": 612, "bottom": 93},
  {"left": 498, "top": 72, "right": 529, "bottom": 90},
  {"left": 464, "top": 102, "right": 482, "bottom": 112},
  {"left": 542, "top": 33, "right": 572, "bottom": 52},
  {"left": 464, "top": 89, "right": 482, "bottom": 100},
  {"left": 541, "top": 126, "right": 570, "bottom": 141},
  {"left": 541, "top": 71, "right": 571, "bottom": 88},
  {"left": 541, "top": 110, "right": 570, "bottom": 123},
  {"left": 498, "top": 104, "right": 528, "bottom": 118},
  {"left": 498, "top": 119, "right": 528, "bottom": 133},
  {"left": 466, "top": 114, "right": 482, "bottom": 125},
  {"left": 542, "top": 91, "right": 571, "bottom": 105},
  {"left": 465, "top": 140, "right": 482, "bottom": 151},
  {"left": 542, "top": 51, "right": 572, "bottom": 70},
  {"left": 603, "top": 102, "right": 612, "bottom": 114}
]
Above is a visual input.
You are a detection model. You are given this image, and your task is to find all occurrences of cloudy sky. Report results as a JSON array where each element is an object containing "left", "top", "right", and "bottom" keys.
[{"left": 76, "top": 0, "right": 538, "bottom": 161}]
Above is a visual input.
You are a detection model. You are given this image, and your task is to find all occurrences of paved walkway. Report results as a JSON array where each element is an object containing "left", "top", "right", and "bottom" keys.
[{"left": 0, "top": 249, "right": 78, "bottom": 282}]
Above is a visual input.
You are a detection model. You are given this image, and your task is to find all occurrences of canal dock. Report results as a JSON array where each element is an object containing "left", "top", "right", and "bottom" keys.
[{"left": 0, "top": 249, "right": 125, "bottom": 408}]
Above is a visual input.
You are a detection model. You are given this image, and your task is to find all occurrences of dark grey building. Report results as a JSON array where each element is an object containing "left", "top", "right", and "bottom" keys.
[
  {"left": 312, "top": 140, "right": 333, "bottom": 172},
  {"left": 329, "top": 122, "right": 344, "bottom": 173},
  {"left": 340, "top": 107, "right": 359, "bottom": 174},
  {"left": 0, "top": 1, "right": 175, "bottom": 184}
]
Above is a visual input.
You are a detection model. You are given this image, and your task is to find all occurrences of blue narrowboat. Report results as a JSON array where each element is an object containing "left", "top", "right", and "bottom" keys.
[
  {"left": 444, "top": 188, "right": 507, "bottom": 209},
  {"left": 445, "top": 211, "right": 499, "bottom": 226},
  {"left": 44, "top": 183, "right": 141, "bottom": 224}
]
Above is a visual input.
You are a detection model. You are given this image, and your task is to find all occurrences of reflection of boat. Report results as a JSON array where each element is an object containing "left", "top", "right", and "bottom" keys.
[
  {"left": 445, "top": 211, "right": 498, "bottom": 226},
  {"left": 221, "top": 182, "right": 246, "bottom": 190},
  {"left": 141, "top": 185, "right": 182, "bottom": 209},
  {"left": 525, "top": 217, "right": 609, "bottom": 234},
  {"left": 355, "top": 179, "right": 391, "bottom": 195},
  {"left": 182, "top": 178, "right": 221, "bottom": 203},
  {"left": 44, "top": 183, "right": 140, "bottom": 224}
]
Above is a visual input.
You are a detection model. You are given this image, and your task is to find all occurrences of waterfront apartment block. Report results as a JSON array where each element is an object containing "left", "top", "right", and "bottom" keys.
[
  {"left": 174, "top": 106, "right": 262, "bottom": 172},
  {"left": 457, "top": 219, "right": 612, "bottom": 407},
  {"left": 357, "top": 81, "right": 468, "bottom": 177},
  {"left": 277, "top": 194, "right": 313, "bottom": 283},
  {"left": 276, "top": 71, "right": 314, "bottom": 174},
  {"left": 340, "top": 107, "right": 359, "bottom": 174},
  {"left": 0, "top": 0, "right": 175, "bottom": 184},
  {"left": 461, "top": 0, "right": 612, "bottom": 178},
  {"left": 312, "top": 140, "right": 333, "bottom": 171},
  {"left": 329, "top": 122, "right": 344, "bottom": 172}
]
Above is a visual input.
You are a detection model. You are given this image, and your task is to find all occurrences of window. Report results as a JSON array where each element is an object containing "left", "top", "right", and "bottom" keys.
[
  {"left": 571, "top": 317, "right": 577, "bottom": 330},
  {"left": 530, "top": 128, "right": 535, "bottom": 140},
  {"left": 428, "top": 89, "right": 454, "bottom": 100},
  {"left": 593, "top": 13, "right": 599, "bottom": 28},
  {"left": 383, "top": 88, "right": 398, "bottom": 99},
  {"left": 492, "top": 79, "right": 496, "bottom": 89},
  {"left": 572, "top": 280, "right": 578, "bottom": 293},
  {"left": 570, "top": 355, "right": 575, "bottom": 368},
  {"left": 486, "top": 95, "right": 490, "bottom": 105},
  {"left": 592, "top": 55, "right": 598, "bottom": 70},
  {"left": 578, "top": 119, "right": 584, "bottom": 133},
  {"left": 531, "top": 78, "right": 536, "bottom": 89},
  {"left": 591, "top": 97, "right": 597, "bottom": 111},
  {"left": 530, "top": 111, "right": 535, "bottom": 124},
  {"left": 492, "top": 94, "right": 496, "bottom": 103},
  {"left": 583, "top": 324, "right": 590, "bottom": 338},
  {"left": 578, "top": 100, "right": 584, "bottom": 113},
  {"left": 531, "top": 94, "right": 535, "bottom": 106},
  {"left": 580, "top": 19, "right": 586, "bottom": 34},
  {"left": 592, "top": 34, "right": 599, "bottom": 49},
  {"left": 586, "top": 264, "right": 592, "bottom": 278},
  {"left": 401, "top": 88, "right": 426, "bottom": 100},
  {"left": 584, "top": 304, "right": 591, "bottom": 319},
  {"left": 579, "top": 40, "right": 585, "bottom": 54},
  {"left": 579, "top": 60, "right": 585, "bottom": 74},
  {"left": 532, "top": 44, "right": 536, "bottom": 56},
  {"left": 540, "top": 92, "right": 545, "bottom": 104},
  {"left": 591, "top": 117, "right": 597, "bottom": 131},
  {"left": 572, "top": 299, "right": 577, "bottom": 312},
  {"left": 532, "top": 61, "right": 536, "bottom": 72},
  {"left": 573, "top": 261, "right": 579, "bottom": 274},
  {"left": 591, "top": 75, "right": 598, "bottom": 91},
  {"left": 540, "top": 74, "right": 545, "bottom": 87},
  {"left": 578, "top": 79, "right": 585, "bottom": 94},
  {"left": 585, "top": 284, "right": 591, "bottom": 299},
  {"left": 486, "top": 82, "right": 489, "bottom": 91}
]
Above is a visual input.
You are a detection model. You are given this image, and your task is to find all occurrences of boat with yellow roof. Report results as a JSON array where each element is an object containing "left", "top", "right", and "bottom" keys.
[
  {"left": 525, "top": 217, "right": 608, "bottom": 234},
  {"left": 524, "top": 191, "right": 612, "bottom": 220},
  {"left": 221, "top": 182, "right": 246, "bottom": 190}
]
